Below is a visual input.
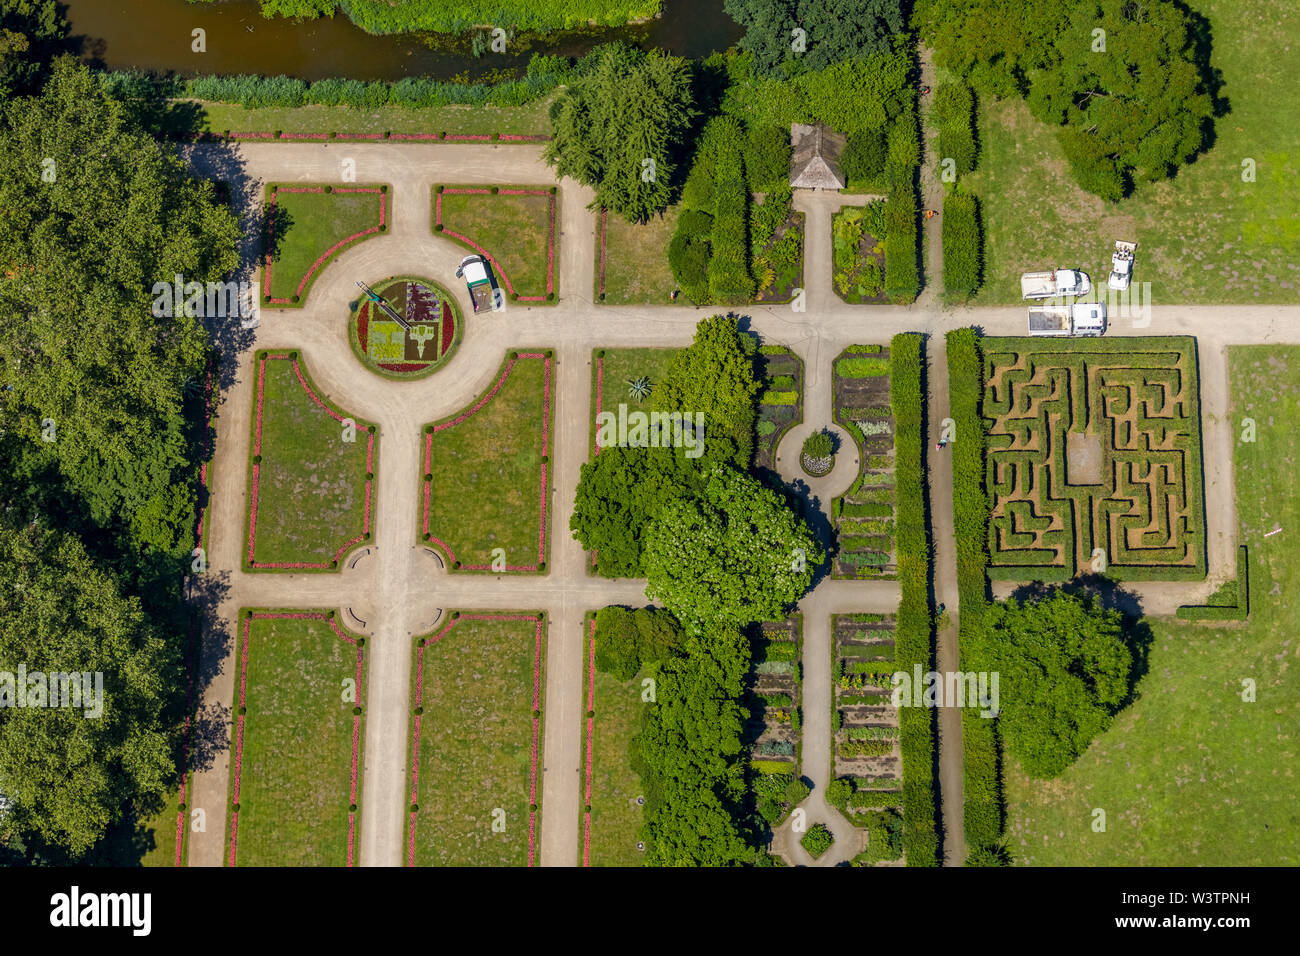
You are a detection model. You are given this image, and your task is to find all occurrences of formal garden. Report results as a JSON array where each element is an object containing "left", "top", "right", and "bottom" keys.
[
  {"left": 226, "top": 610, "right": 366, "bottom": 867},
  {"left": 433, "top": 184, "right": 558, "bottom": 302},
  {"left": 579, "top": 611, "right": 652, "bottom": 867},
  {"left": 589, "top": 346, "right": 681, "bottom": 456},
  {"left": 981, "top": 336, "right": 1207, "bottom": 581},
  {"left": 420, "top": 350, "right": 553, "bottom": 571},
  {"left": 747, "top": 617, "right": 807, "bottom": 831},
  {"left": 244, "top": 352, "right": 376, "bottom": 571},
  {"left": 406, "top": 612, "right": 547, "bottom": 866},
  {"left": 261, "top": 183, "right": 388, "bottom": 307},
  {"left": 595, "top": 206, "right": 685, "bottom": 305},
  {"left": 347, "top": 276, "right": 462, "bottom": 379},
  {"left": 754, "top": 345, "right": 804, "bottom": 475},
  {"left": 831, "top": 345, "right": 897, "bottom": 579}
]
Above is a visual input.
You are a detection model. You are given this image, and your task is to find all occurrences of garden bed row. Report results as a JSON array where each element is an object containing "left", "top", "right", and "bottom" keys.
[{"left": 832, "top": 345, "right": 897, "bottom": 579}]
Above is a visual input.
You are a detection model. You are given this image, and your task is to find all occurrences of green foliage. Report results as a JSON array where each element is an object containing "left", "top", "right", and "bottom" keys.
[
  {"left": 724, "top": 0, "right": 906, "bottom": 78},
  {"left": 546, "top": 43, "right": 695, "bottom": 222},
  {"left": 972, "top": 592, "right": 1133, "bottom": 778},
  {"left": 855, "top": 809, "right": 903, "bottom": 863},
  {"left": 882, "top": 180, "right": 918, "bottom": 303},
  {"left": 800, "top": 822, "right": 834, "bottom": 858},
  {"left": 668, "top": 209, "right": 712, "bottom": 303},
  {"left": 745, "top": 123, "right": 792, "bottom": 189},
  {"left": 593, "top": 606, "right": 684, "bottom": 680},
  {"left": 941, "top": 190, "right": 982, "bottom": 300},
  {"left": 643, "top": 464, "right": 822, "bottom": 630},
  {"left": 825, "top": 777, "right": 852, "bottom": 811},
  {"left": 0, "top": 0, "right": 65, "bottom": 98},
  {"left": 836, "top": 355, "right": 890, "bottom": 377},
  {"left": 801, "top": 431, "right": 833, "bottom": 459},
  {"left": 843, "top": 128, "right": 887, "bottom": 186},
  {"left": 889, "top": 333, "right": 938, "bottom": 865},
  {"left": 1177, "top": 546, "right": 1249, "bottom": 621},
  {"left": 704, "top": 118, "right": 755, "bottom": 303},
  {"left": 932, "top": 81, "right": 978, "bottom": 175}
]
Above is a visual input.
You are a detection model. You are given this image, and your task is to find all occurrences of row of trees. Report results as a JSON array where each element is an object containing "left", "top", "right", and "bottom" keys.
[
  {"left": 0, "top": 49, "right": 240, "bottom": 858},
  {"left": 913, "top": 0, "right": 1219, "bottom": 200}
]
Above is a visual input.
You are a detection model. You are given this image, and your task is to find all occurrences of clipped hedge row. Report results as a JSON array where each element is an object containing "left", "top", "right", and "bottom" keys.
[
  {"left": 707, "top": 122, "right": 755, "bottom": 303},
  {"left": 942, "top": 190, "right": 982, "bottom": 300},
  {"left": 945, "top": 328, "right": 1005, "bottom": 860},
  {"left": 933, "top": 82, "right": 978, "bottom": 175},
  {"left": 1177, "top": 545, "right": 1250, "bottom": 620},
  {"left": 889, "top": 332, "right": 938, "bottom": 866},
  {"left": 883, "top": 181, "right": 919, "bottom": 303}
]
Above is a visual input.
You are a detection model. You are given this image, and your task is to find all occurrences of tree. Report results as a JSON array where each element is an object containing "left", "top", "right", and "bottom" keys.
[
  {"left": 971, "top": 591, "right": 1133, "bottom": 778},
  {"left": 0, "top": 58, "right": 239, "bottom": 556},
  {"left": 593, "top": 606, "right": 683, "bottom": 681},
  {"left": 912, "top": 0, "right": 1063, "bottom": 98},
  {"left": 725, "top": 0, "right": 906, "bottom": 78},
  {"left": 0, "top": 518, "right": 181, "bottom": 855},
  {"left": 643, "top": 464, "right": 822, "bottom": 629},
  {"left": 0, "top": 0, "right": 65, "bottom": 98},
  {"left": 545, "top": 43, "right": 695, "bottom": 222}
]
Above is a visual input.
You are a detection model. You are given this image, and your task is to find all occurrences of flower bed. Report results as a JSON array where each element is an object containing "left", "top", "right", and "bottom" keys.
[{"left": 348, "top": 276, "right": 463, "bottom": 380}]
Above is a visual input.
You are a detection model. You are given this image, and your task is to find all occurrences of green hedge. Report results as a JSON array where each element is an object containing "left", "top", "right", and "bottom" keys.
[
  {"left": 933, "top": 82, "right": 978, "bottom": 175},
  {"left": 889, "top": 333, "right": 938, "bottom": 866},
  {"left": 1177, "top": 545, "right": 1250, "bottom": 620},
  {"left": 942, "top": 190, "right": 982, "bottom": 300},
  {"left": 707, "top": 119, "right": 755, "bottom": 303},
  {"left": 945, "top": 328, "right": 1004, "bottom": 860},
  {"left": 883, "top": 181, "right": 919, "bottom": 303}
]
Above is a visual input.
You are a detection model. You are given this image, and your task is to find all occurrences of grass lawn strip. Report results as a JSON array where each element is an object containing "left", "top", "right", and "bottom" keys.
[
  {"left": 262, "top": 184, "right": 387, "bottom": 307},
  {"left": 227, "top": 610, "right": 365, "bottom": 867},
  {"left": 246, "top": 352, "right": 375, "bottom": 570},
  {"left": 434, "top": 185, "right": 557, "bottom": 302},
  {"left": 180, "top": 99, "right": 555, "bottom": 140},
  {"left": 421, "top": 351, "right": 552, "bottom": 571},
  {"left": 580, "top": 615, "right": 648, "bottom": 867},
  {"left": 406, "top": 613, "right": 546, "bottom": 866}
]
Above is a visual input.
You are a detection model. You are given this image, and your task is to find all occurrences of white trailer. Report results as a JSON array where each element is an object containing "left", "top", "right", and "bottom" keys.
[
  {"left": 1108, "top": 240, "right": 1137, "bottom": 291},
  {"left": 1028, "top": 302, "right": 1107, "bottom": 337},
  {"left": 1021, "top": 269, "right": 1092, "bottom": 299}
]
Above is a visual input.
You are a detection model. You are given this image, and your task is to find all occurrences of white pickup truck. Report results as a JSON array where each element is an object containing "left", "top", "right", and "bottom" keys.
[
  {"left": 1108, "top": 240, "right": 1137, "bottom": 291},
  {"left": 1021, "top": 269, "right": 1092, "bottom": 299},
  {"left": 1028, "top": 302, "right": 1107, "bottom": 337}
]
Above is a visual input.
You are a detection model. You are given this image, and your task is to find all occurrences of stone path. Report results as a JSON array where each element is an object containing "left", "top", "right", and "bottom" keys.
[{"left": 182, "top": 141, "right": 1300, "bottom": 869}]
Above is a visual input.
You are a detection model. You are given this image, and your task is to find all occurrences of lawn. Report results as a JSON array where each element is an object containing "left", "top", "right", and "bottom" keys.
[
  {"left": 245, "top": 352, "right": 375, "bottom": 571},
  {"left": 227, "top": 611, "right": 366, "bottom": 867},
  {"left": 596, "top": 205, "right": 687, "bottom": 305},
  {"left": 1006, "top": 345, "right": 1300, "bottom": 866},
  {"left": 262, "top": 184, "right": 387, "bottom": 306},
  {"left": 188, "top": 98, "right": 554, "bottom": 138},
  {"left": 580, "top": 616, "right": 648, "bottom": 867},
  {"left": 435, "top": 185, "right": 558, "bottom": 301},
  {"left": 589, "top": 346, "right": 681, "bottom": 456},
  {"left": 963, "top": 0, "right": 1300, "bottom": 304},
  {"left": 137, "top": 801, "right": 187, "bottom": 868},
  {"left": 407, "top": 612, "right": 547, "bottom": 867},
  {"left": 421, "top": 350, "right": 552, "bottom": 570}
]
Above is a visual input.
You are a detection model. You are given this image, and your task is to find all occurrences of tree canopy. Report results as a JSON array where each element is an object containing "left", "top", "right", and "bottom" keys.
[
  {"left": 725, "top": 0, "right": 906, "bottom": 78},
  {"left": 972, "top": 591, "right": 1133, "bottom": 778},
  {"left": 545, "top": 42, "right": 695, "bottom": 222}
]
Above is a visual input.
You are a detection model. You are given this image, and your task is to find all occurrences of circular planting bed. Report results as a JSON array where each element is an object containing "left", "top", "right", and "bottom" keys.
[
  {"left": 800, "top": 430, "right": 835, "bottom": 477},
  {"left": 349, "top": 276, "right": 462, "bottom": 379}
]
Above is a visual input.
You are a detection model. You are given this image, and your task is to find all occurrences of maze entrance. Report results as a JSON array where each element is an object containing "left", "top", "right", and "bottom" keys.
[{"left": 982, "top": 337, "right": 1207, "bottom": 581}]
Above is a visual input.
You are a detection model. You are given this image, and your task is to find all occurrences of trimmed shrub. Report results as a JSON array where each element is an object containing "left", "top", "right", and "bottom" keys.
[
  {"left": 843, "top": 128, "right": 887, "bottom": 187},
  {"left": 942, "top": 190, "right": 983, "bottom": 300},
  {"left": 933, "top": 82, "right": 978, "bottom": 175},
  {"left": 883, "top": 181, "right": 919, "bottom": 303}
]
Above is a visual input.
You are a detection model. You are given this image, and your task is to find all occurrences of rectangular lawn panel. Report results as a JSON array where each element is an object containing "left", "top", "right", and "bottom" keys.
[
  {"left": 596, "top": 205, "right": 684, "bottom": 305},
  {"left": 580, "top": 617, "right": 648, "bottom": 867},
  {"left": 421, "top": 351, "right": 552, "bottom": 571},
  {"left": 227, "top": 611, "right": 365, "bottom": 867},
  {"left": 1005, "top": 346, "right": 1300, "bottom": 866},
  {"left": 263, "top": 184, "right": 387, "bottom": 307},
  {"left": 246, "top": 353, "right": 375, "bottom": 571},
  {"left": 435, "top": 185, "right": 557, "bottom": 301},
  {"left": 589, "top": 346, "right": 681, "bottom": 456},
  {"left": 407, "top": 612, "right": 546, "bottom": 867},
  {"left": 982, "top": 336, "right": 1206, "bottom": 581}
]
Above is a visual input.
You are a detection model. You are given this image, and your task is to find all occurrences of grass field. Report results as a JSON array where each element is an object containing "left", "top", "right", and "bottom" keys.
[
  {"left": 596, "top": 205, "right": 684, "bottom": 305},
  {"left": 436, "top": 185, "right": 557, "bottom": 300},
  {"left": 1006, "top": 346, "right": 1299, "bottom": 866},
  {"left": 407, "top": 613, "right": 546, "bottom": 867},
  {"left": 246, "top": 354, "right": 375, "bottom": 570},
  {"left": 963, "top": 0, "right": 1300, "bottom": 305},
  {"left": 228, "top": 611, "right": 365, "bottom": 867},
  {"left": 580, "top": 617, "right": 648, "bottom": 866},
  {"left": 263, "top": 185, "right": 386, "bottom": 306},
  {"left": 190, "top": 98, "right": 554, "bottom": 138},
  {"left": 421, "top": 351, "right": 552, "bottom": 570},
  {"left": 589, "top": 346, "right": 680, "bottom": 456}
]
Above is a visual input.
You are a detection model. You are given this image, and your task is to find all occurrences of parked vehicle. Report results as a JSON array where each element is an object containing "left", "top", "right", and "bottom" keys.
[
  {"left": 1028, "top": 302, "right": 1107, "bottom": 337},
  {"left": 455, "top": 255, "right": 498, "bottom": 313},
  {"left": 1108, "top": 240, "right": 1137, "bottom": 291},
  {"left": 1021, "top": 269, "right": 1092, "bottom": 299}
]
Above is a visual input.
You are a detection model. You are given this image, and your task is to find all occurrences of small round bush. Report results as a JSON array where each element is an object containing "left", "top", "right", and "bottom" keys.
[{"left": 801, "top": 823, "right": 834, "bottom": 859}]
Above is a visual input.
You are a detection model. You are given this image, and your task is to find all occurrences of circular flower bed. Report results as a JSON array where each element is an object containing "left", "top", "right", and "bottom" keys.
[
  {"left": 348, "top": 276, "right": 462, "bottom": 379},
  {"left": 800, "top": 430, "right": 835, "bottom": 477}
]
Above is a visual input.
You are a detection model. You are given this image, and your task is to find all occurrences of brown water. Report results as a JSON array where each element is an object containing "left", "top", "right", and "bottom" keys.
[{"left": 66, "top": 0, "right": 742, "bottom": 81}]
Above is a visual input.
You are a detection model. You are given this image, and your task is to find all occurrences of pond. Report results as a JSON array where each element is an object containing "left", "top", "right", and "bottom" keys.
[{"left": 66, "top": 0, "right": 743, "bottom": 81}]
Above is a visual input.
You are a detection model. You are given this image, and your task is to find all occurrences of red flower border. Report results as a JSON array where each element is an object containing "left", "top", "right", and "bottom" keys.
[
  {"left": 262, "top": 186, "right": 387, "bottom": 307},
  {"left": 434, "top": 186, "right": 556, "bottom": 302}
]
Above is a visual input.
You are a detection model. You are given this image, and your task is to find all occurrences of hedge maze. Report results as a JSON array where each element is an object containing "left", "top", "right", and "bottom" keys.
[{"left": 982, "top": 337, "right": 1207, "bottom": 581}]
